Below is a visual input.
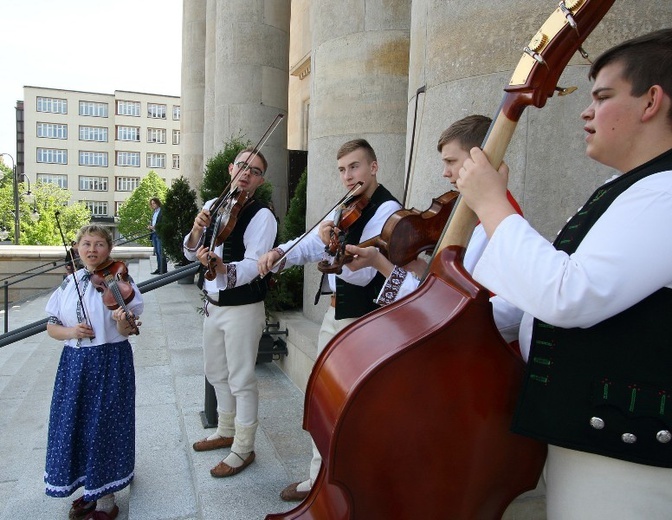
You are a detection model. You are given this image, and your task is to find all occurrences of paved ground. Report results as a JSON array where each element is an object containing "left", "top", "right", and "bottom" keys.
[{"left": 0, "top": 257, "right": 313, "bottom": 520}]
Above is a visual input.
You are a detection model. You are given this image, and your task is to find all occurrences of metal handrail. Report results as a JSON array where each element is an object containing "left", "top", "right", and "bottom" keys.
[
  {"left": 0, "top": 261, "right": 200, "bottom": 348},
  {"left": 0, "top": 231, "right": 152, "bottom": 285}
]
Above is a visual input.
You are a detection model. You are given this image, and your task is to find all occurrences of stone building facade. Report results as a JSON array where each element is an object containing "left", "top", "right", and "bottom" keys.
[
  {"left": 181, "top": 0, "right": 670, "bottom": 318},
  {"left": 180, "top": 1, "right": 671, "bottom": 516}
]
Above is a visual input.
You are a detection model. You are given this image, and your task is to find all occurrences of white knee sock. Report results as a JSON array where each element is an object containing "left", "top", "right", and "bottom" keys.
[
  {"left": 207, "top": 410, "right": 235, "bottom": 440},
  {"left": 95, "top": 493, "right": 115, "bottom": 513}
]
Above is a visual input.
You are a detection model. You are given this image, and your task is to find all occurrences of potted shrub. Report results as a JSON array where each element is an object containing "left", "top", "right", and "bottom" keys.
[{"left": 156, "top": 176, "right": 199, "bottom": 282}]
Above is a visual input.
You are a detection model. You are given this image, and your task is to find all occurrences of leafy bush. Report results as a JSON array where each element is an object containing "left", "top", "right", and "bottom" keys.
[
  {"left": 157, "top": 177, "right": 199, "bottom": 265},
  {"left": 265, "top": 169, "right": 307, "bottom": 313}
]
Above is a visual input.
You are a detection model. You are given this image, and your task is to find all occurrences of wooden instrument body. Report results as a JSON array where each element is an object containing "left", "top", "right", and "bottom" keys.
[{"left": 267, "top": 248, "right": 546, "bottom": 519}]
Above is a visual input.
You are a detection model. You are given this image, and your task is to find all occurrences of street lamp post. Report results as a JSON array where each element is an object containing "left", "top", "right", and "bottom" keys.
[{"left": 0, "top": 152, "right": 19, "bottom": 244}]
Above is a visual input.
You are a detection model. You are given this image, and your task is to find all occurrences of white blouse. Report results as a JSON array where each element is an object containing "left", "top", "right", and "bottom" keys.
[{"left": 46, "top": 269, "right": 144, "bottom": 348}]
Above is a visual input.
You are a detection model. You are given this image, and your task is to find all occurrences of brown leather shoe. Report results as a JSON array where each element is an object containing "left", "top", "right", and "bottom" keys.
[
  {"left": 82, "top": 505, "right": 119, "bottom": 519},
  {"left": 280, "top": 482, "right": 310, "bottom": 502},
  {"left": 210, "top": 451, "right": 255, "bottom": 477},
  {"left": 192, "top": 435, "right": 234, "bottom": 451},
  {"left": 69, "top": 497, "right": 97, "bottom": 519}
]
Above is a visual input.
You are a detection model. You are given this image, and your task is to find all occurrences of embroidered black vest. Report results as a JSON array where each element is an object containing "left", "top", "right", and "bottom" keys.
[
  {"left": 513, "top": 148, "right": 672, "bottom": 467},
  {"left": 198, "top": 198, "right": 275, "bottom": 306},
  {"left": 333, "top": 184, "right": 399, "bottom": 320}
]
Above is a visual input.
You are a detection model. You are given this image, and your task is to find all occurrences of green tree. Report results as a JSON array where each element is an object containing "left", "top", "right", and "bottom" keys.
[
  {"left": 117, "top": 170, "right": 167, "bottom": 246},
  {"left": 157, "top": 176, "right": 199, "bottom": 265},
  {"left": 0, "top": 176, "right": 90, "bottom": 245}
]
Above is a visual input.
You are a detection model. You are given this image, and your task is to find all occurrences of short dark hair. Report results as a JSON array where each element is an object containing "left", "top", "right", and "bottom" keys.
[
  {"left": 436, "top": 115, "right": 492, "bottom": 152},
  {"left": 590, "top": 29, "right": 672, "bottom": 123},
  {"left": 238, "top": 147, "right": 268, "bottom": 174},
  {"left": 150, "top": 197, "right": 161, "bottom": 207},
  {"left": 337, "top": 138, "right": 377, "bottom": 163}
]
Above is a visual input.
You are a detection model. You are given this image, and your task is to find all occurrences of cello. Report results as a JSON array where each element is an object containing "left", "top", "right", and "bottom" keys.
[{"left": 266, "top": 1, "right": 615, "bottom": 518}]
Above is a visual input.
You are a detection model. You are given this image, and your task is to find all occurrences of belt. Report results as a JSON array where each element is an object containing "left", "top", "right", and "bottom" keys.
[{"left": 330, "top": 294, "right": 336, "bottom": 307}]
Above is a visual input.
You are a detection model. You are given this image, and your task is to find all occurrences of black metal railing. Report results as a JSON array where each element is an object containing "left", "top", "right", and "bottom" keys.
[
  {"left": 1, "top": 232, "right": 155, "bottom": 333},
  {"left": 0, "top": 261, "right": 200, "bottom": 347}
]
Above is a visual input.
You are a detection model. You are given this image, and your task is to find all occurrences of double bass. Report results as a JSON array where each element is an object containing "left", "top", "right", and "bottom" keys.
[{"left": 267, "top": 1, "right": 615, "bottom": 518}]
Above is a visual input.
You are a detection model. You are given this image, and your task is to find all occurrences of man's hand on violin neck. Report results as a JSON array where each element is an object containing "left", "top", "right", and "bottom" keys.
[
  {"left": 318, "top": 220, "right": 337, "bottom": 246},
  {"left": 195, "top": 209, "right": 211, "bottom": 228}
]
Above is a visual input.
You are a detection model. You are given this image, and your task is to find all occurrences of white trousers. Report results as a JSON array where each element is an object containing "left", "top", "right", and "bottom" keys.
[
  {"left": 545, "top": 445, "right": 672, "bottom": 519},
  {"left": 309, "top": 306, "right": 358, "bottom": 483},
  {"left": 202, "top": 301, "right": 265, "bottom": 426}
]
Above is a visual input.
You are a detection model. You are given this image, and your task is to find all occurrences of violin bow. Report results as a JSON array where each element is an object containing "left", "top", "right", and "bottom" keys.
[
  {"left": 209, "top": 113, "right": 285, "bottom": 216},
  {"left": 55, "top": 211, "right": 95, "bottom": 338},
  {"left": 251, "top": 182, "right": 365, "bottom": 283},
  {"left": 402, "top": 84, "right": 427, "bottom": 207}
]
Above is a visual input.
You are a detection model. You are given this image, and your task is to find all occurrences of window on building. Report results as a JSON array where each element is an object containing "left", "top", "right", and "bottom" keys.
[
  {"left": 115, "top": 176, "right": 140, "bottom": 192},
  {"left": 172, "top": 154, "right": 180, "bottom": 169},
  {"left": 114, "top": 201, "right": 124, "bottom": 216},
  {"left": 147, "top": 153, "right": 166, "bottom": 169},
  {"left": 172, "top": 129, "right": 180, "bottom": 145},
  {"left": 147, "top": 103, "right": 167, "bottom": 119},
  {"left": 80, "top": 126, "right": 108, "bottom": 142},
  {"left": 79, "top": 151, "right": 108, "bottom": 167},
  {"left": 83, "top": 200, "right": 108, "bottom": 217},
  {"left": 147, "top": 128, "right": 166, "bottom": 144},
  {"left": 116, "top": 126, "right": 141, "bottom": 141},
  {"left": 79, "top": 101, "right": 109, "bottom": 117},
  {"left": 36, "top": 96, "right": 67, "bottom": 114},
  {"left": 37, "top": 173, "right": 68, "bottom": 189},
  {"left": 79, "top": 176, "right": 108, "bottom": 191},
  {"left": 172, "top": 105, "right": 181, "bottom": 120},
  {"left": 116, "top": 151, "right": 140, "bottom": 167},
  {"left": 37, "top": 148, "right": 68, "bottom": 164},
  {"left": 37, "top": 122, "right": 68, "bottom": 139},
  {"left": 116, "top": 100, "right": 141, "bottom": 117}
]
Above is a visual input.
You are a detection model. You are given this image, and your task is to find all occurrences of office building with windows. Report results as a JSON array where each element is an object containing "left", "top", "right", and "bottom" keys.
[{"left": 21, "top": 86, "right": 181, "bottom": 228}]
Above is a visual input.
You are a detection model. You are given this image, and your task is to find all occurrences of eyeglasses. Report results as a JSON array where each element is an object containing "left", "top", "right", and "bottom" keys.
[{"left": 235, "top": 161, "right": 264, "bottom": 177}]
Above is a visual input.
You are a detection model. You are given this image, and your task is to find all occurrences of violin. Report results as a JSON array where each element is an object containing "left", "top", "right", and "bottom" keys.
[
  {"left": 90, "top": 259, "right": 140, "bottom": 335},
  {"left": 317, "top": 193, "right": 370, "bottom": 275},
  {"left": 204, "top": 188, "right": 251, "bottom": 281},
  {"left": 200, "top": 114, "right": 285, "bottom": 280}
]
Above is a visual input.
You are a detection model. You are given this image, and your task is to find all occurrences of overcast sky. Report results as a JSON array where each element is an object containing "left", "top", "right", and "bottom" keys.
[{"left": 0, "top": 0, "right": 182, "bottom": 167}]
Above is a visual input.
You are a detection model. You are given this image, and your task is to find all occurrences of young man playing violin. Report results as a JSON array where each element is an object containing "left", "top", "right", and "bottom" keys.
[
  {"left": 347, "top": 115, "right": 523, "bottom": 343},
  {"left": 257, "top": 138, "right": 402, "bottom": 501},
  {"left": 458, "top": 30, "right": 672, "bottom": 518},
  {"left": 183, "top": 147, "right": 277, "bottom": 478}
]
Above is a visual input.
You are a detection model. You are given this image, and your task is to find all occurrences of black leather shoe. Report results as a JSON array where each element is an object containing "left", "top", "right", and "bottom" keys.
[{"left": 151, "top": 270, "right": 160, "bottom": 274}]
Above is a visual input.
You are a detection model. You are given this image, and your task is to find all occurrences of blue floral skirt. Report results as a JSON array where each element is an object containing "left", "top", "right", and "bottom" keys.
[{"left": 44, "top": 340, "right": 135, "bottom": 501}]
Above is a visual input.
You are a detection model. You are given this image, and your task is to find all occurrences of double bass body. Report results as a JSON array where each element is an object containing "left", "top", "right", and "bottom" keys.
[{"left": 267, "top": 247, "right": 546, "bottom": 519}]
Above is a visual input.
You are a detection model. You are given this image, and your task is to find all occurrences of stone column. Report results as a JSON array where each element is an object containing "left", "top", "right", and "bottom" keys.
[
  {"left": 212, "top": 0, "right": 291, "bottom": 216},
  {"left": 302, "top": 0, "right": 411, "bottom": 322},
  {"left": 202, "top": 0, "right": 217, "bottom": 162},
  {"left": 180, "top": 0, "right": 207, "bottom": 193}
]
